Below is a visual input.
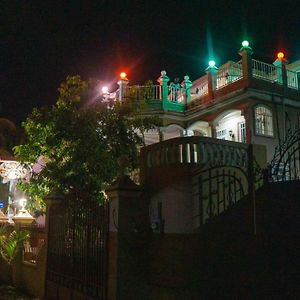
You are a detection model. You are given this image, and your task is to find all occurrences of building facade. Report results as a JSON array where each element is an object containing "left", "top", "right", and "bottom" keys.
[{"left": 118, "top": 42, "right": 300, "bottom": 162}]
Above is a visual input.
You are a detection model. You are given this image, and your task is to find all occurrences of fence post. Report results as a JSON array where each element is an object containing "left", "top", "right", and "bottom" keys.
[
  {"left": 239, "top": 41, "right": 253, "bottom": 83},
  {"left": 182, "top": 75, "right": 192, "bottom": 106},
  {"left": 43, "top": 190, "right": 64, "bottom": 300},
  {"left": 157, "top": 70, "right": 169, "bottom": 110},
  {"left": 106, "top": 175, "right": 148, "bottom": 300}
]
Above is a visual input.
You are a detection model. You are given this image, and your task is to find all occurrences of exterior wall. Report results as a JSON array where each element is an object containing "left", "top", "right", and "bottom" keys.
[
  {"left": 148, "top": 166, "right": 194, "bottom": 233},
  {"left": 142, "top": 137, "right": 267, "bottom": 234},
  {"left": 0, "top": 229, "right": 46, "bottom": 299},
  {"left": 21, "top": 246, "right": 47, "bottom": 299}
]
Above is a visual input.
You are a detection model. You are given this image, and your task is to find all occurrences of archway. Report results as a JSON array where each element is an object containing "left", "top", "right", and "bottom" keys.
[
  {"left": 162, "top": 124, "right": 184, "bottom": 141},
  {"left": 214, "top": 110, "right": 246, "bottom": 142},
  {"left": 186, "top": 121, "right": 211, "bottom": 137}
]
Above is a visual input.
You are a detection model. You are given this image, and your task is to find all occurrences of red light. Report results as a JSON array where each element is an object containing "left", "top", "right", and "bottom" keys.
[
  {"left": 277, "top": 52, "right": 284, "bottom": 60},
  {"left": 120, "top": 72, "right": 127, "bottom": 79}
]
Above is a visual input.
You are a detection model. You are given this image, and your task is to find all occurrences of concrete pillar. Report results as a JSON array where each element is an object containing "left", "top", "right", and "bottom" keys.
[
  {"left": 117, "top": 74, "right": 129, "bottom": 102},
  {"left": 43, "top": 190, "right": 64, "bottom": 299},
  {"left": 206, "top": 64, "right": 218, "bottom": 101},
  {"left": 106, "top": 176, "right": 149, "bottom": 300},
  {"left": 239, "top": 43, "right": 253, "bottom": 83},
  {"left": 242, "top": 106, "right": 253, "bottom": 144},
  {"left": 157, "top": 70, "right": 170, "bottom": 110},
  {"left": 181, "top": 75, "right": 192, "bottom": 105},
  {"left": 273, "top": 56, "right": 288, "bottom": 87}
]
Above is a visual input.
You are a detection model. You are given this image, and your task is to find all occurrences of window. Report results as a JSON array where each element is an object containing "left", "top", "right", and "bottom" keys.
[
  {"left": 255, "top": 105, "right": 274, "bottom": 136},
  {"left": 216, "top": 129, "right": 227, "bottom": 140},
  {"left": 238, "top": 122, "right": 246, "bottom": 143}
]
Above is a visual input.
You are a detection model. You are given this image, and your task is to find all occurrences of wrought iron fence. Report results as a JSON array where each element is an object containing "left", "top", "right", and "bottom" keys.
[
  {"left": 269, "top": 126, "right": 300, "bottom": 181},
  {"left": 142, "top": 137, "right": 265, "bottom": 226},
  {"left": 46, "top": 198, "right": 108, "bottom": 299}
]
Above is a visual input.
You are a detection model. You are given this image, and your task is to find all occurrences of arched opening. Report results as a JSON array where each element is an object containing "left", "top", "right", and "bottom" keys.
[
  {"left": 142, "top": 127, "right": 160, "bottom": 146},
  {"left": 187, "top": 121, "right": 211, "bottom": 137},
  {"left": 162, "top": 124, "right": 184, "bottom": 141},
  {"left": 214, "top": 110, "right": 246, "bottom": 143}
]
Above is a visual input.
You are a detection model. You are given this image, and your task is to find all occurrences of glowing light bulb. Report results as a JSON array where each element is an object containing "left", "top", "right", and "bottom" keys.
[
  {"left": 19, "top": 198, "right": 27, "bottom": 210},
  {"left": 102, "top": 86, "right": 109, "bottom": 94},
  {"left": 242, "top": 40, "right": 249, "bottom": 47},
  {"left": 120, "top": 72, "right": 127, "bottom": 79},
  {"left": 277, "top": 52, "right": 284, "bottom": 60},
  {"left": 208, "top": 60, "right": 216, "bottom": 68}
]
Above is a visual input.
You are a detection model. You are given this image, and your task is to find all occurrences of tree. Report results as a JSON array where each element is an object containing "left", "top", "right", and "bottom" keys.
[
  {"left": 0, "top": 225, "right": 29, "bottom": 266},
  {"left": 14, "top": 75, "right": 155, "bottom": 211}
]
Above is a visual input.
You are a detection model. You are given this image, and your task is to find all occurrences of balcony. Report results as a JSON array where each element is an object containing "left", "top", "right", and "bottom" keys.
[{"left": 119, "top": 46, "right": 300, "bottom": 113}]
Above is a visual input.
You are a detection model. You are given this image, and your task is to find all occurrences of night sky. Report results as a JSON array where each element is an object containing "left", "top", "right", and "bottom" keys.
[{"left": 1, "top": 0, "right": 300, "bottom": 124}]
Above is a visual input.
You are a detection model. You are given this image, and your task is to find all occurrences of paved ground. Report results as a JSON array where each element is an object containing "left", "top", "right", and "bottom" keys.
[{"left": 0, "top": 285, "right": 39, "bottom": 300}]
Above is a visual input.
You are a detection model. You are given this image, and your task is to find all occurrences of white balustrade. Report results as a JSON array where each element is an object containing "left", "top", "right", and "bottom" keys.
[
  {"left": 216, "top": 60, "right": 243, "bottom": 89},
  {"left": 252, "top": 59, "right": 277, "bottom": 82},
  {"left": 287, "top": 69, "right": 298, "bottom": 89}
]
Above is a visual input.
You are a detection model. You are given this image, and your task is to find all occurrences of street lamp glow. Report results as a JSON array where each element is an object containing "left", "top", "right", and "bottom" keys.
[
  {"left": 19, "top": 198, "right": 27, "bottom": 210},
  {"left": 277, "top": 52, "right": 285, "bottom": 60},
  {"left": 242, "top": 40, "right": 249, "bottom": 47},
  {"left": 120, "top": 72, "right": 127, "bottom": 79},
  {"left": 208, "top": 60, "right": 216, "bottom": 68},
  {"left": 101, "top": 86, "right": 109, "bottom": 94}
]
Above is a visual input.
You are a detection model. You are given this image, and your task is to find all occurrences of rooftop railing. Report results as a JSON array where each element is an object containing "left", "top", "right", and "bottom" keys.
[
  {"left": 216, "top": 60, "right": 243, "bottom": 89},
  {"left": 117, "top": 55, "right": 299, "bottom": 113},
  {"left": 287, "top": 69, "right": 298, "bottom": 89},
  {"left": 123, "top": 85, "right": 161, "bottom": 101},
  {"left": 252, "top": 59, "right": 278, "bottom": 83},
  {"left": 168, "top": 86, "right": 186, "bottom": 103},
  {"left": 192, "top": 75, "right": 208, "bottom": 100}
]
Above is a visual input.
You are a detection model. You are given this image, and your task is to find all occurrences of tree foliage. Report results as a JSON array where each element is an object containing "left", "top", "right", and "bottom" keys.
[
  {"left": 0, "top": 225, "right": 29, "bottom": 266},
  {"left": 14, "top": 75, "right": 155, "bottom": 211}
]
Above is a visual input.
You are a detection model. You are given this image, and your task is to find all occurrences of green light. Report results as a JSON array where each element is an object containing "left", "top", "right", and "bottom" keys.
[
  {"left": 208, "top": 60, "right": 216, "bottom": 68},
  {"left": 242, "top": 40, "right": 249, "bottom": 47}
]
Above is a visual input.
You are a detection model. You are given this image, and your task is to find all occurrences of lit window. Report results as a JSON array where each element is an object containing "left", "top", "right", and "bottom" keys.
[
  {"left": 255, "top": 105, "right": 274, "bottom": 136},
  {"left": 216, "top": 129, "right": 227, "bottom": 140}
]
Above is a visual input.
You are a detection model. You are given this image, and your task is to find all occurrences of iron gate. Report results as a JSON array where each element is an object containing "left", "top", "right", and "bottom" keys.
[
  {"left": 270, "top": 126, "right": 300, "bottom": 181},
  {"left": 46, "top": 197, "right": 108, "bottom": 299}
]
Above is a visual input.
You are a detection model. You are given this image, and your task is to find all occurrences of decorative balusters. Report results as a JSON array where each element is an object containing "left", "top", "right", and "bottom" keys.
[
  {"left": 286, "top": 69, "right": 298, "bottom": 89},
  {"left": 252, "top": 59, "right": 277, "bottom": 82},
  {"left": 216, "top": 60, "right": 243, "bottom": 89}
]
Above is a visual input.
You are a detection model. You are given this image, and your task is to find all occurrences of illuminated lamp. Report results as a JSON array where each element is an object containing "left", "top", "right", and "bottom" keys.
[
  {"left": 120, "top": 72, "right": 127, "bottom": 79},
  {"left": 277, "top": 52, "right": 284, "bottom": 60},
  {"left": 208, "top": 60, "right": 216, "bottom": 68},
  {"left": 102, "top": 86, "right": 109, "bottom": 94},
  {"left": 242, "top": 40, "right": 249, "bottom": 47}
]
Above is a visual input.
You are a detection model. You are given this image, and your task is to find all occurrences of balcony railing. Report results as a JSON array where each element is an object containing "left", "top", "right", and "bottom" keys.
[
  {"left": 168, "top": 86, "right": 185, "bottom": 103},
  {"left": 119, "top": 58, "right": 299, "bottom": 113},
  {"left": 216, "top": 60, "right": 243, "bottom": 89},
  {"left": 252, "top": 59, "right": 278, "bottom": 83},
  {"left": 192, "top": 75, "right": 208, "bottom": 101},
  {"left": 124, "top": 85, "right": 161, "bottom": 101},
  {"left": 287, "top": 69, "right": 298, "bottom": 89}
]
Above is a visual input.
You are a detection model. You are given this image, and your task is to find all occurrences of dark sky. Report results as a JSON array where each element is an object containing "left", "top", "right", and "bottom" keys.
[{"left": 1, "top": 0, "right": 300, "bottom": 124}]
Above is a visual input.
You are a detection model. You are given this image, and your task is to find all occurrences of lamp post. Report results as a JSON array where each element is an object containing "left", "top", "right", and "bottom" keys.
[{"left": 12, "top": 198, "right": 34, "bottom": 226}]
